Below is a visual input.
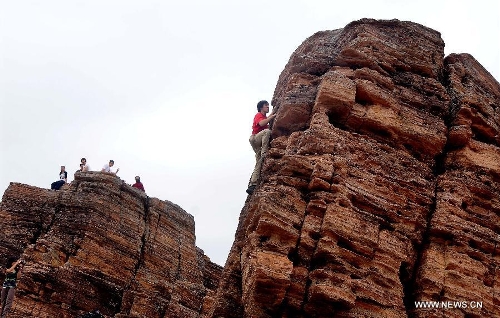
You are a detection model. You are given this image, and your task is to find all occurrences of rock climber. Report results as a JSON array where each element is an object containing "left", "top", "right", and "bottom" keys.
[{"left": 246, "top": 100, "right": 276, "bottom": 195}]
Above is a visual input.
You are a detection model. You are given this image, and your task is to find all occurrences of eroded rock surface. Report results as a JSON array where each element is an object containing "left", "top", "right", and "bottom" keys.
[
  {"left": 209, "top": 19, "right": 500, "bottom": 318},
  {"left": 0, "top": 172, "right": 222, "bottom": 318},
  {"left": 1, "top": 19, "right": 499, "bottom": 318}
]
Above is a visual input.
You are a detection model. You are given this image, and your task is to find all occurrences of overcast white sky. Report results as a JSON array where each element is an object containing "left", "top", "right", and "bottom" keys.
[{"left": 1, "top": 0, "right": 498, "bottom": 266}]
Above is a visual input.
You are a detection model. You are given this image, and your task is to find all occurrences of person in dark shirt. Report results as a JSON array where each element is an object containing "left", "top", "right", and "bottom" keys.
[
  {"left": 1, "top": 257, "right": 24, "bottom": 318},
  {"left": 50, "top": 166, "right": 67, "bottom": 190},
  {"left": 132, "top": 176, "right": 145, "bottom": 192}
]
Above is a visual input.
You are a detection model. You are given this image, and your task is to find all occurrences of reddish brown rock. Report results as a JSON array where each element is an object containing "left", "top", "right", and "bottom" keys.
[
  {"left": 208, "top": 19, "right": 500, "bottom": 318},
  {"left": 0, "top": 172, "right": 222, "bottom": 318},
  {"left": 412, "top": 53, "right": 500, "bottom": 318},
  {"left": 2, "top": 19, "right": 500, "bottom": 318}
]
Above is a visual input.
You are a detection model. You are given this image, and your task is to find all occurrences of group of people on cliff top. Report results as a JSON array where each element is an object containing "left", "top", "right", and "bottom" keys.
[{"left": 50, "top": 158, "right": 145, "bottom": 192}]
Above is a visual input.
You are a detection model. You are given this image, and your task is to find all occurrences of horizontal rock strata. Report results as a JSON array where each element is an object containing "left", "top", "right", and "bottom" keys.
[
  {"left": 0, "top": 172, "right": 221, "bottom": 318},
  {"left": 1, "top": 18, "right": 499, "bottom": 318},
  {"left": 208, "top": 19, "right": 500, "bottom": 318}
]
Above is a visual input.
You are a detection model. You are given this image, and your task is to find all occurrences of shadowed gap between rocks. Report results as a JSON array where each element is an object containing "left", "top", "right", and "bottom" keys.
[
  {"left": 117, "top": 189, "right": 153, "bottom": 317},
  {"left": 28, "top": 202, "right": 57, "bottom": 245},
  {"left": 275, "top": 192, "right": 326, "bottom": 317},
  {"left": 398, "top": 63, "right": 457, "bottom": 317}
]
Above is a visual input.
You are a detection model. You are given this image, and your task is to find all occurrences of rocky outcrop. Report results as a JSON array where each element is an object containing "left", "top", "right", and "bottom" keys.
[
  {"left": 414, "top": 53, "right": 500, "bottom": 317},
  {"left": 2, "top": 19, "right": 499, "bottom": 318},
  {"left": 209, "top": 19, "right": 500, "bottom": 317},
  {"left": 0, "top": 172, "right": 222, "bottom": 318}
]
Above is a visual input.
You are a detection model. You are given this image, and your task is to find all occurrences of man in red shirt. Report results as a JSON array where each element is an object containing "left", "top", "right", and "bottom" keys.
[
  {"left": 132, "top": 176, "right": 145, "bottom": 192},
  {"left": 246, "top": 100, "right": 276, "bottom": 194}
]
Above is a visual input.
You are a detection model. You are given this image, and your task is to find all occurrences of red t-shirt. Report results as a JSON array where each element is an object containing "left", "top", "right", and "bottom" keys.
[
  {"left": 252, "top": 112, "right": 268, "bottom": 135},
  {"left": 132, "top": 182, "right": 145, "bottom": 192}
]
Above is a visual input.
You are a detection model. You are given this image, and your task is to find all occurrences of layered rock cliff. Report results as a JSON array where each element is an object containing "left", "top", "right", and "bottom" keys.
[
  {"left": 0, "top": 172, "right": 222, "bottom": 317},
  {"left": 1, "top": 19, "right": 499, "bottom": 318},
  {"left": 209, "top": 19, "right": 500, "bottom": 317}
]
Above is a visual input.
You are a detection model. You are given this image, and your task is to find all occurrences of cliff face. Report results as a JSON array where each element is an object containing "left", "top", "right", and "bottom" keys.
[
  {"left": 0, "top": 172, "right": 222, "bottom": 318},
  {"left": 2, "top": 19, "right": 499, "bottom": 318},
  {"left": 209, "top": 19, "right": 500, "bottom": 317}
]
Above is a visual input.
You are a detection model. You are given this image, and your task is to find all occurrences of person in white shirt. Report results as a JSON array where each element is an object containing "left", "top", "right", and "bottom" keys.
[
  {"left": 80, "top": 158, "right": 90, "bottom": 172},
  {"left": 101, "top": 160, "right": 119, "bottom": 175}
]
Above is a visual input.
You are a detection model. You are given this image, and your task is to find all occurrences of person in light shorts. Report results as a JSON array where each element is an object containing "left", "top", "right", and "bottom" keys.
[{"left": 247, "top": 100, "right": 276, "bottom": 195}]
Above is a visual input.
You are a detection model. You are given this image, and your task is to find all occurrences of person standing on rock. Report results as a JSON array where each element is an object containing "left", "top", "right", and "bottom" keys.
[
  {"left": 246, "top": 100, "right": 276, "bottom": 195},
  {"left": 50, "top": 165, "right": 67, "bottom": 190},
  {"left": 101, "top": 160, "right": 119, "bottom": 175},
  {"left": 132, "top": 176, "right": 145, "bottom": 192},
  {"left": 1, "top": 257, "right": 24, "bottom": 318}
]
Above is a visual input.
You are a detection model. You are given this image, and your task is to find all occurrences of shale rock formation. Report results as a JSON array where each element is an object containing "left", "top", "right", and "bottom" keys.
[
  {"left": 209, "top": 19, "right": 500, "bottom": 317},
  {"left": 0, "top": 172, "right": 221, "bottom": 318}
]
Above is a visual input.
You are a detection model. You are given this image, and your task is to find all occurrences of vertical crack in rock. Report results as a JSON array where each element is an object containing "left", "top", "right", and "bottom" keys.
[
  {"left": 276, "top": 193, "right": 313, "bottom": 317},
  {"left": 29, "top": 203, "right": 59, "bottom": 245},
  {"left": 137, "top": 196, "right": 151, "bottom": 277},
  {"left": 118, "top": 194, "right": 152, "bottom": 316},
  {"left": 300, "top": 205, "right": 326, "bottom": 317},
  {"left": 28, "top": 201, "right": 49, "bottom": 245},
  {"left": 404, "top": 181, "right": 440, "bottom": 318},
  {"left": 403, "top": 148, "right": 448, "bottom": 317},
  {"left": 176, "top": 236, "right": 182, "bottom": 280}
]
